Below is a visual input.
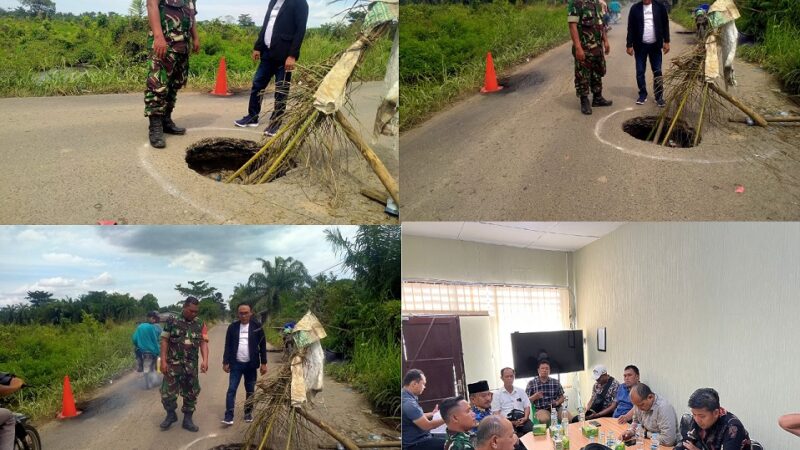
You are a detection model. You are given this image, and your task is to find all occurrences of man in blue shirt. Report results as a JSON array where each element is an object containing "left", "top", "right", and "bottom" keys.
[
  {"left": 132, "top": 311, "right": 163, "bottom": 389},
  {"left": 468, "top": 380, "right": 493, "bottom": 433},
  {"left": 402, "top": 369, "right": 446, "bottom": 450},
  {"left": 615, "top": 365, "right": 640, "bottom": 422}
]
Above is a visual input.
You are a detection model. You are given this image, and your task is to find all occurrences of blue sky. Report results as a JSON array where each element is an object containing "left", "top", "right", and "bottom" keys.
[
  {"left": 0, "top": 225, "right": 357, "bottom": 308},
  {"left": 0, "top": 0, "right": 357, "bottom": 27}
]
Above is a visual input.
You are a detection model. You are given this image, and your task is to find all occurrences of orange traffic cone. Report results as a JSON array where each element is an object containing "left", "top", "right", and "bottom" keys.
[
  {"left": 480, "top": 52, "right": 503, "bottom": 94},
  {"left": 57, "top": 375, "right": 82, "bottom": 419},
  {"left": 210, "top": 57, "right": 233, "bottom": 96}
]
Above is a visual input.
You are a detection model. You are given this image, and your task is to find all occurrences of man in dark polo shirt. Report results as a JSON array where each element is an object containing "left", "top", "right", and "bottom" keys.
[{"left": 402, "top": 369, "right": 446, "bottom": 450}]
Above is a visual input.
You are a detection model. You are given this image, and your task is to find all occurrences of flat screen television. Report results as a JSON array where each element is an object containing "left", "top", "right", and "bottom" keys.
[{"left": 510, "top": 330, "right": 584, "bottom": 377}]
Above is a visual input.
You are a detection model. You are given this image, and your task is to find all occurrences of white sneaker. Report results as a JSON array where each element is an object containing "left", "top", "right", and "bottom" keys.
[{"left": 221, "top": 419, "right": 234, "bottom": 426}]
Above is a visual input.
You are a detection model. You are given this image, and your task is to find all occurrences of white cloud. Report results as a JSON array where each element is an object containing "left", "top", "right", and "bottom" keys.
[
  {"left": 42, "top": 252, "right": 105, "bottom": 267},
  {"left": 38, "top": 277, "right": 76, "bottom": 288},
  {"left": 18, "top": 229, "right": 47, "bottom": 242},
  {"left": 168, "top": 251, "right": 213, "bottom": 273},
  {"left": 81, "top": 272, "right": 115, "bottom": 289}
]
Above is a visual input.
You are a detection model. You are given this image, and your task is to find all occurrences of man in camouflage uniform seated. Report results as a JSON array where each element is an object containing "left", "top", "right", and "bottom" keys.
[
  {"left": 568, "top": 0, "right": 613, "bottom": 115},
  {"left": 144, "top": 0, "right": 200, "bottom": 148},
  {"left": 442, "top": 396, "right": 478, "bottom": 450},
  {"left": 159, "top": 296, "right": 209, "bottom": 432}
]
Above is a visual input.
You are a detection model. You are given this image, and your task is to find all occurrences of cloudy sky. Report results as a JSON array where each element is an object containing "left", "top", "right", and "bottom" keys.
[
  {"left": 0, "top": 0, "right": 356, "bottom": 27},
  {"left": 0, "top": 226, "right": 357, "bottom": 308}
]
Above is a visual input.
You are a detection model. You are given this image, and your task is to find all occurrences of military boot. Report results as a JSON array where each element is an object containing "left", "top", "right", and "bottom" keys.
[
  {"left": 160, "top": 409, "right": 178, "bottom": 429},
  {"left": 163, "top": 108, "right": 186, "bottom": 135},
  {"left": 149, "top": 116, "right": 166, "bottom": 148},
  {"left": 580, "top": 96, "right": 592, "bottom": 115},
  {"left": 592, "top": 92, "right": 613, "bottom": 107},
  {"left": 182, "top": 411, "right": 199, "bottom": 432}
]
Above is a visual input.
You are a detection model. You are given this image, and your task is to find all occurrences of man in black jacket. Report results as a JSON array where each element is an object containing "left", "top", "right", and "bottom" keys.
[
  {"left": 626, "top": 0, "right": 670, "bottom": 106},
  {"left": 222, "top": 303, "right": 268, "bottom": 425},
  {"left": 234, "top": 0, "right": 309, "bottom": 136}
]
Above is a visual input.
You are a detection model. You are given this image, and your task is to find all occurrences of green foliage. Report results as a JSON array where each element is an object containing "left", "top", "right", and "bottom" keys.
[
  {"left": 0, "top": 15, "right": 390, "bottom": 97},
  {"left": 674, "top": 0, "right": 800, "bottom": 97},
  {"left": 1, "top": 290, "right": 158, "bottom": 325},
  {"left": 175, "top": 280, "right": 226, "bottom": 322},
  {"left": 0, "top": 320, "right": 135, "bottom": 420},
  {"left": 400, "top": 3, "right": 569, "bottom": 129},
  {"left": 326, "top": 338, "right": 401, "bottom": 418}
]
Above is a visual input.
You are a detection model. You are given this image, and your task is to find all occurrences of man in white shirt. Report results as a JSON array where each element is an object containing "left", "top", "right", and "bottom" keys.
[
  {"left": 491, "top": 368, "right": 533, "bottom": 437},
  {"left": 626, "top": 0, "right": 670, "bottom": 106},
  {"left": 222, "top": 303, "right": 267, "bottom": 425}
]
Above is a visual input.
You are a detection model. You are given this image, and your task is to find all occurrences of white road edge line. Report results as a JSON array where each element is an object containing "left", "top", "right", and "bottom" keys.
[
  {"left": 179, "top": 433, "right": 219, "bottom": 450},
  {"left": 138, "top": 143, "right": 234, "bottom": 224},
  {"left": 594, "top": 107, "right": 777, "bottom": 164}
]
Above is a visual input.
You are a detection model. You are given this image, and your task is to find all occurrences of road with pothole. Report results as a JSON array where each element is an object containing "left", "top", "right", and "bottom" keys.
[
  {"left": 0, "top": 82, "right": 398, "bottom": 224},
  {"left": 37, "top": 323, "right": 398, "bottom": 449},
  {"left": 401, "top": 11, "right": 800, "bottom": 220}
]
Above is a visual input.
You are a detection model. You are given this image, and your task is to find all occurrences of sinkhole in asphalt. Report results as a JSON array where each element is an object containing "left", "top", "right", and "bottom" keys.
[
  {"left": 185, "top": 137, "right": 293, "bottom": 183},
  {"left": 622, "top": 115, "right": 700, "bottom": 148}
]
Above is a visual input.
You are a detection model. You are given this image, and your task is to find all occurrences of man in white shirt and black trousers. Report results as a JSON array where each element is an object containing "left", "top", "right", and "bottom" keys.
[
  {"left": 221, "top": 303, "right": 268, "bottom": 425},
  {"left": 234, "top": 0, "right": 308, "bottom": 136},
  {"left": 626, "top": 0, "right": 670, "bottom": 106}
]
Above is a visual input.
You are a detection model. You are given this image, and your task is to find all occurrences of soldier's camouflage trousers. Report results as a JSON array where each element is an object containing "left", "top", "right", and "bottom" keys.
[
  {"left": 161, "top": 363, "right": 201, "bottom": 413},
  {"left": 144, "top": 50, "right": 189, "bottom": 117},
  {"left": 573, "top": 46, "right": 606, "bottom": 97}
]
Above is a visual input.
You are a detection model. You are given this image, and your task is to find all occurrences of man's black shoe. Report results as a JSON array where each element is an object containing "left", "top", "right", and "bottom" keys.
[
  {"left": 149, "top": 116, "right": 166, "bottom": 148},
  {"left": 580, "top": 96, "right": 592, "bottom": 115},
  {"left": 160, "top": 410, "right": 178, "bottom": 429}
]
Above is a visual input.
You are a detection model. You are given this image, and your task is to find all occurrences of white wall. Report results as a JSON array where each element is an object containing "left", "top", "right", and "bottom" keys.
[
  {"left": 402, "top": 236, "right": 569, "bottom": 286},
  {"left": 573, "top": 222, "right": 800, "bottom": 449},
  {"left": 460, "top": 315, "right": 500, "bottom": 388}
]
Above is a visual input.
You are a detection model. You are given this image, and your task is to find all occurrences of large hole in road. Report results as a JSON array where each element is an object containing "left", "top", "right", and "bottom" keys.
[
  {"left": 185, "top": 137, "right": 294, "bottom": 183},
  {"left": 622, "top": 115, "right": 700, "bottom": 148}
]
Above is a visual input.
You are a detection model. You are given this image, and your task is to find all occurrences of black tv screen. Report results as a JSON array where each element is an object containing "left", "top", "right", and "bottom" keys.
[{"left": 510, "top": 330, "right": 584, "bottom": 377}]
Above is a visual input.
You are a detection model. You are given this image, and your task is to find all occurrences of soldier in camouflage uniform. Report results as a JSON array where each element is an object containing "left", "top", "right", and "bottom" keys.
[
  {"left": 442, "top": 396, "right": 477, "bottom": 450},
  {"left": 144, "top": 0, "right": 200, "bottom": 148},
  {"left": 159, "top": 296, "right": 209, "bottom": 432},
  {"left": 568, "top": 0, "right": 613, "bottom": 115}
]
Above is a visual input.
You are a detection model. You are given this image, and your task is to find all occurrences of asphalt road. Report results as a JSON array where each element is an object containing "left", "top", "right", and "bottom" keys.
[
  {"left": 38, "top": 323, "right": 252, "bottom": 450},
  {"left": 37, "top": 323, "right": 398, "bottom": 449},
  {"left": 401, "top": 11, "right": 800, "bottom": 220},
  {"left": 0, "top": 82, "right": 398, "bottom": 224}
]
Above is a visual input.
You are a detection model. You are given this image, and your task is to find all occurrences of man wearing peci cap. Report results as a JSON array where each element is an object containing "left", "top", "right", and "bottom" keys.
[
  {"left": 583, "top": 365, "right": 619, "bottom": 420},
  {"left": 468, "top": 380, "right": 494, "bottom": 433}
]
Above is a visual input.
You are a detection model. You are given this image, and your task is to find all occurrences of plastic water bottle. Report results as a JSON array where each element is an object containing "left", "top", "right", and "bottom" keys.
[
  {"left": 561, "top": 404, "right": 569, "bottom": 434},
  {"left": 551, "top": 406, "right": 558, "bottom": 430},
  {"left": 650, "top": 432, "right": 659, "bottom": 450},
  {"left": 634, "top": 420, "right": 644, "bottom": 449},
  {"left": 607, "top": 431, "right": 616, "bottom": 447},
  {"left": 578, "top": 406, "right": 586, "bottom": 425}
]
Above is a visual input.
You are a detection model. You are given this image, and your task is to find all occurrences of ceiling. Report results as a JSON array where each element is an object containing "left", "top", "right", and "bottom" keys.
[{"left": 402, "top": 222, "right": 625, "bottom": 252}]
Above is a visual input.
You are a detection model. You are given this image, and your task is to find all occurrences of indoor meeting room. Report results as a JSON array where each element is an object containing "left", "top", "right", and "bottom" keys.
[{"left": 400, "top": 222, "right": 799, "bottom": 450}]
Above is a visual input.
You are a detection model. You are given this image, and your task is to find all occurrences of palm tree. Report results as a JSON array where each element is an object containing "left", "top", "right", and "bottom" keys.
[{"left": 247, "top": 256, "right": 311, "bottom": 323}]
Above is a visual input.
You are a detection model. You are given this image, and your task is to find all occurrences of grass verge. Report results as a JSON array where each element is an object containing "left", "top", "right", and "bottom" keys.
[
  {"left": 325, "top": 338, "right": 400, "bottom": 421},
  {"left": 0, "top": 315, "right": 135, "bottom": 421},
  {"left": 400, "top": 3, "right": 570, "bottom": 130}
]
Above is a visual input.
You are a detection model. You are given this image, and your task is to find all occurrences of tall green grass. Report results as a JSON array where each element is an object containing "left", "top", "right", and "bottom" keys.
[
  {"left": 0, "top": 315, "right": 135, "bottom": 420},
  {"left": 0, "top": 16, "right": 390, "bottom": 97},
  {"left": 400, "top": 3, "right": 570, "bottom": 130},
  {"left": 738, "top": 20, "right": 800, "bottom": 95},
  {"left": 326, "top": 338, "right": 401, "bottom": 420}
]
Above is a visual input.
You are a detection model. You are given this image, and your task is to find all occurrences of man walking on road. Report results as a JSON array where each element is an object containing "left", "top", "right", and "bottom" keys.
[
  {"left": 133, "top": 311, "right": 162, "bottom": 389},
  {"left": 221, "top": 303, "right": 268, "bottom": 425},
  {"left": 626, "top": 0, "right": 670, "bottom": 106},
  {"left": 144, "top": 0, "right": 200, "bottom": 148},
  {"left": 159, "top": 296, "right": 209, "bottom": 432},
  {"left": 234, "top": 0, "right": 309, "bottom": 137},
  {"left": 568, "top": 0, "right": 613, "bottom": 115}
]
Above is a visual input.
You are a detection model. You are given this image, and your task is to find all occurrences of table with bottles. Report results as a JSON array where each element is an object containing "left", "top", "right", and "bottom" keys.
[{"left": 519, "top": 417, "right": 673, "bottom": 450}]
